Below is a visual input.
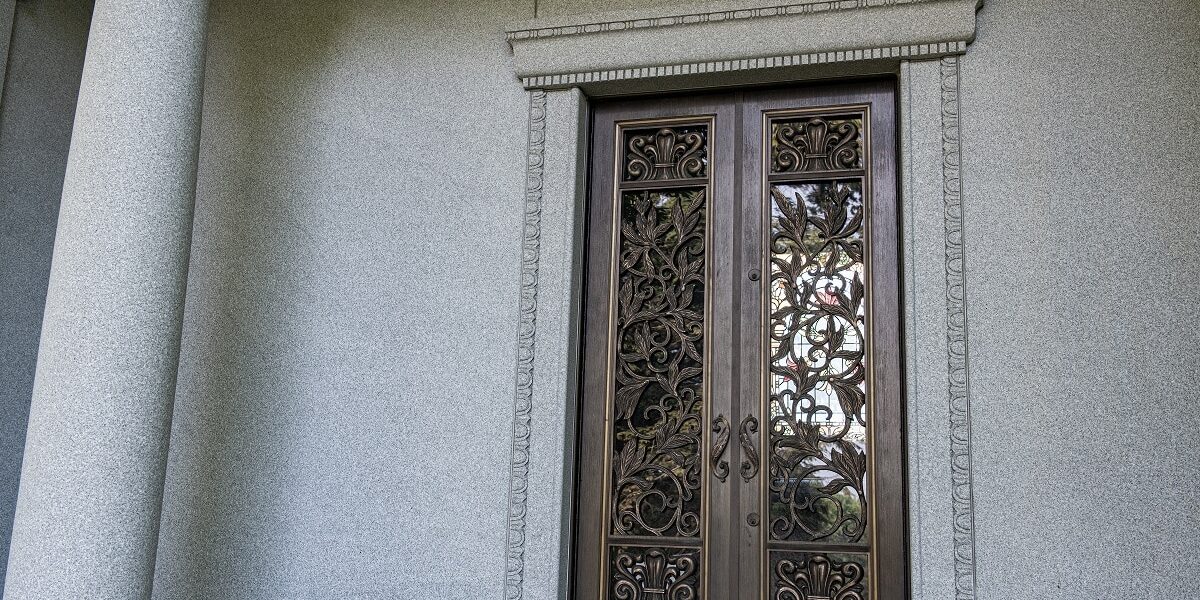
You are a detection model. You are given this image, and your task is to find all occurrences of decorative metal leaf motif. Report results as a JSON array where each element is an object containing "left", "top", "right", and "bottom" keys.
[
  {"left": 774, "top": 554, "right": 867, "bottom": 600},
  {"left": 611, "top": 189, "right": 706, "bottom": 537},
  {"left": 767, "top": 181, "right": 869, "bottom": 543},
  {"left": 625, "top": 127, "right": 708, "bottom": 181},
  {"left": 772, "top": 118, "right": 862, "bottom": 173},
  {"left": 612, "top": 546, "right": 699, "bottom": 600}
]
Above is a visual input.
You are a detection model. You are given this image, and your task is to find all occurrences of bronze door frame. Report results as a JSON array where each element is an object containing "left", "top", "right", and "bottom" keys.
[{"left": 576, "top": 79, "right": 903, "bottom": 600}]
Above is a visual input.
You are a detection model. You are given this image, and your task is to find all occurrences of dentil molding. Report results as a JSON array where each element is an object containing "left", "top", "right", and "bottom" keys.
[{"left": 507, "top": 0, "right": 982, "bottom": 88}]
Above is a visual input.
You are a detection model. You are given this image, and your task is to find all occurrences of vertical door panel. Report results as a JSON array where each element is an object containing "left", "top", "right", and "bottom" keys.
[
  {"left": 578, "top": 80, "right": 901, "bottom": 600},
  {"left": 741, "top": 81, "right": 902, "bottom": 600},
  {"left": 581, "top": 94, "right": 738, "bottom": 600}
]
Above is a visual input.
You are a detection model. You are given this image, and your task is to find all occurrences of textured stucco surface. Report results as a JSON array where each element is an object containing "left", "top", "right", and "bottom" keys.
[
  {"left": 510, "top": 0, "right": 977, "bottom": 79},
  {"left": 0, "top": 0, "right": 92, "bottom": 592},
  {"left": 900, "top": 58, "right": 957, "bottom": 600},
  {"left": 523, "top": 87, "right": 586, "bottom": 600},
  {"left": 960, "top": 0, "right": 1200, "bottom": 598},
  {"left": 3, "top": 1, "right": 208, "bottom": 598},
  {"left": 152, "top": 1, "right": 530, "bottom": 597},
  {"left": 114, "top": 0, "right": 1196, "bottom": 598}
]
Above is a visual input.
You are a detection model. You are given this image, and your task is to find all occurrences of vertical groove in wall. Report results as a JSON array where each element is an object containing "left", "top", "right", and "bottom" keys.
[
  {"left": 0, "top": 0, "right": 17, "bottom": 112},
  {"left": 898, "top": 59, "right": 927, "bottom": 599},
  {"left": 505, "top": 88, "right": 547, "bottom": 600},
  {"left": 939, "top": 55, "right": 977, "bottom": 600}
]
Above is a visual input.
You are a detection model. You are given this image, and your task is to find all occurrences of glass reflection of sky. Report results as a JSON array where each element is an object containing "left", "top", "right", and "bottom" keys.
[{"left": 768, "top": 181, "right": 868, "bottom": 508}]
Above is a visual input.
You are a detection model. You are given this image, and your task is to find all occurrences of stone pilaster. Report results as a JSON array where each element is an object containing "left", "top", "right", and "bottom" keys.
[{"left": 3, "top": 1, "right": 209, "bottom": 598}]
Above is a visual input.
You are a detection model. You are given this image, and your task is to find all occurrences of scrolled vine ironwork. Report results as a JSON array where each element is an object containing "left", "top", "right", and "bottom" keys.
[
  {"left": 712, "top": 414, "right": 731, "bottom": 483},
  {"left": 771, "top": 117, "right": 862, "bottom": 173},
  {"left": 767, "top": 181, "right": 869, "bottom": 544},
  {"left": 611, "top": 546, "right": 699, "bottom": 600},
  {"left": 610, "top": 188, "right": 706, "bottom": 538},
  {"left": 625, "top": 127, "right": 708, "bottom": 181},
  {"left": 773, "top": 554, "right": 866, "bottom": 600}
]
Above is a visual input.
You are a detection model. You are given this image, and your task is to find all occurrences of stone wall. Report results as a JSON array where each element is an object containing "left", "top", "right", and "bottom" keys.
[
  {"left": 961, "top": 1, "right": 1200, "bottom": 597},
  {"left": 151, "top": 0, "right": 532, "bottom": 597},
  {"left": 53, "top": 0, "right": 1199, "bottom": 597}
]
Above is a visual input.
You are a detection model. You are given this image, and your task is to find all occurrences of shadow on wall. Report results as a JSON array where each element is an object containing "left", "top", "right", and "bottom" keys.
[
  {"left": 0, "top": 0, "right": 93, "bottom": 591},
  {"left": 151, "top": 0, "right": 351, "bottom": 597}
]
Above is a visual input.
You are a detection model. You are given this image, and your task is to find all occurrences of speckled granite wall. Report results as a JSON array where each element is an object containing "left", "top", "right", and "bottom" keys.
[
  {"left": 151, "top": 0, "right": 531, "bottom": 598},
  {"left": 0, "top": 0, "right": 92, "bottom": 592},
  {"left": 147, "top": 0, "right": 1200, "bottom": 598},
  {"left": 960, "top": 1, "right": 1200, "bottom": 598}
]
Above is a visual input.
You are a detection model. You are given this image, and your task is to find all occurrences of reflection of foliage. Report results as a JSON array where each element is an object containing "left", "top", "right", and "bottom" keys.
[
  {"left": 610, "top": 189, "right": 706, "bottom": 538},
  {"left": 768, "top": 181, "right": 869, "bottom": 543}
]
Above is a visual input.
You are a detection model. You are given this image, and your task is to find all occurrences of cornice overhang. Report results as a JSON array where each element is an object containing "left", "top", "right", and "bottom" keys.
[{"left": 506, "top": 0, "right": 982, "bottom": 88}]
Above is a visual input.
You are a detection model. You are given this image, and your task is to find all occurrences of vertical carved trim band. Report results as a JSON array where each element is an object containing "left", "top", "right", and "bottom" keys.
[
  {"left": 940, "top": 56, "right": 977, "bottom": 600},
  {"left": 505, "top": 89, "right": 547, "bottom": 600}
]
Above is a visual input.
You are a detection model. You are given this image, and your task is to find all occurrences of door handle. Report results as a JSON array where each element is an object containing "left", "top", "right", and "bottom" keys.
[
  {"left": 739, "top": 415, "right": 759, "bottom": 482},
  {"left": 711, "top": 414, "right": 731, "bottom": 482}
]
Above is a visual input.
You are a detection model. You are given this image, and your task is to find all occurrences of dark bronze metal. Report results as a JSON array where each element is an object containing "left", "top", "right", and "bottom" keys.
[
  {"left": 743, "top": 82, "right": 903, "bottom": 600},
  {"left": 609, "top": 186, "right": 707, "bottom": 538},
  {"left": 611, "top": 546, "right": 700, "bottom": 600},
  {"left": 624, "top": 125, "right": 708, "bottom": 181},
  {"left": 772, "top": 553, "right": 867, "bottom": 600},
  {"left": 771, "top": 117, "right": 863, "bottom": 173},
  {"left": 767, "top": 178, "right": 869, "bottom": 544},
  {"left": 580, "top": 80, "right": 902, "bottom": 600},
  {"left": 738, "top": 415, "right": 759, "bottom": 483},
  {"left": 712, "top": 415, "right": 731, "bottom": 483}
]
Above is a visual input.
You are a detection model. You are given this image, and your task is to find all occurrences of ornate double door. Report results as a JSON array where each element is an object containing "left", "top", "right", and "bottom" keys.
[{"left": 576, "top": 80, "right": 904, "bottom": 600}]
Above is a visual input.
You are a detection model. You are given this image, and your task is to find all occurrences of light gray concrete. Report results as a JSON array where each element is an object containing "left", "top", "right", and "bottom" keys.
[
  {"left": 960, "top": 0, "right": 1200, "bottom": 598},
  {"left": 152, "top": 1, "right": 531, "bottom": 598},
  {"left": 0, "top": 0, "right": 93, "bottom": 593},
  {"left": 508, "top": 0, "right": 979, "bottom": 80},
  {"left": 521, "top": 87, "right": 587, "bottom": 600},
  {"left": 123, "top": 0, "right": 1197, "bottom": 599},
  {"left": 2, "top": 1, "right": 209, "bottom": 598},
  {"left": 900, "top": 58, "right": 958, "bottom": 600}
]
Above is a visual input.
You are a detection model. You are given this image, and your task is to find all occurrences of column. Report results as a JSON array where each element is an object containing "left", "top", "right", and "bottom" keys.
[{"left": 3, "top": 1, "right": 209, "bottom": 598}]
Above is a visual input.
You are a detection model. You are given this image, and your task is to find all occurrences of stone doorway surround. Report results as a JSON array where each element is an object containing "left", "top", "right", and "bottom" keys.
[{"left": 500, "top": 1, "right": 984, "bottom": 599}]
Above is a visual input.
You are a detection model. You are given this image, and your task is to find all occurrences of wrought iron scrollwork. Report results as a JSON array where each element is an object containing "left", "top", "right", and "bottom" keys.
[
  {"left": 771, "top": 117, "right": 862, "bottom": 173},
  {"left": 611, "top": 546, "right": 700, "bottom": 600},
  {"left": 712, "top": 414, "right": 730, "bottom": 483},
  {"left": 624, "top": 126, "right": 708, "bottom": 181},
  {"left": 773, "top": 554, "right": 867, "bottom": 600},
  {"left": 767, "top": 178, "right": 869, "bottom": 544},
  {"left": 610, "top": 188, "right": 707, "bottom": 538},
  {"left": 739, "top": 415, "right": 760, "bottom": 482}
]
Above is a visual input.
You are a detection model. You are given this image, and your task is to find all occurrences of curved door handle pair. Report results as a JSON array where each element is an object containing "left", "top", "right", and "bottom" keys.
[{"left": 712, "top": 414, "right": 759, "bottom": 483}]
